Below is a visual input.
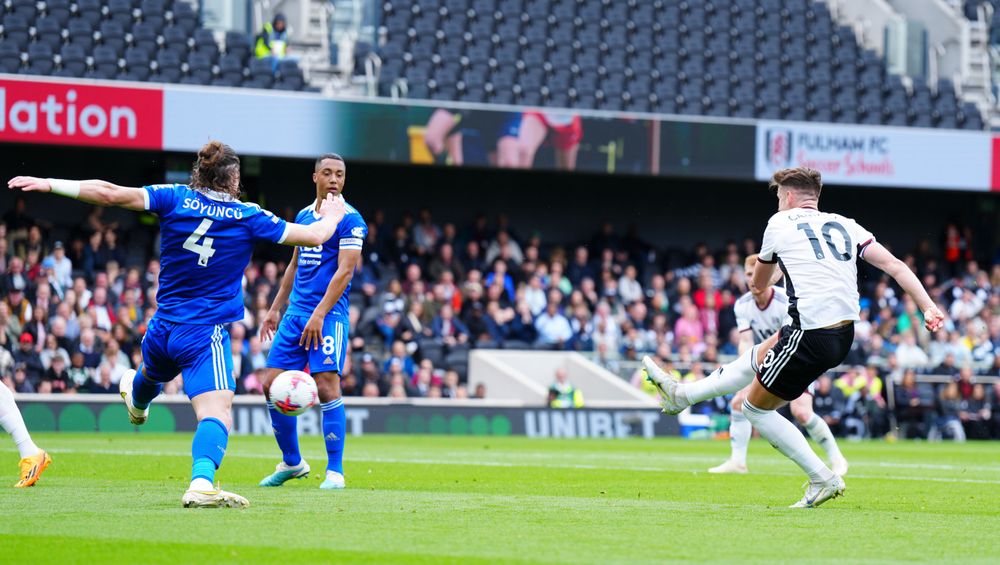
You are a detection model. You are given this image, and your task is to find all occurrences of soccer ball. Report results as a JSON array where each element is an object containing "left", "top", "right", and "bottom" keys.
[{"left": 270, "top": 370, "right": 319, "bottom": 416}]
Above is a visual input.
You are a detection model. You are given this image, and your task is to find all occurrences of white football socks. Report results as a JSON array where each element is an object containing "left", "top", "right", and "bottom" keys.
[
  {"left": 0, "top": 384, "right": 40, "bottom": 459},
  {"left": 729, "top": 411, "right": 751, "bottom": 466},
  {"left": 742, "top": 399, "right": 834, "bottom": 483},
  {"left": 680, "top": 345, "right": 759, "bottom": 405},
  {"left": 804, "top": 414, "right": 844, "bottom": 462},
  {"left": 189, "top": 477, "right": 215, "bottom": 492}
]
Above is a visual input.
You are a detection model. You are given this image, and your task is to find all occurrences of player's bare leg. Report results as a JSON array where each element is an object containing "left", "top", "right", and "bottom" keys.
[
  {"left": 744, "top": 381, "right": 844, "bottom": 508},
  {"left": 315, "top": 371, "right": 346, "bottom": 489},
  {"left": 709, "top": 388, "right": 751, "bottom": 474},
  {"left": 495, "top": 136, "right": 522, "bottom": 168},
  {"left": 516, "top": 113, "right": 548, "bottom": 168},
  {"left": 790, "top": 393, "right": 849, "bottom": 476},
  {"left": 183, "top": 390, "right": 248, "bottom": 508},
  {"left": 555, "top": 144, "right": 579, "bottom": 171},
  {"left": 645, "top": 331, "right": 780, "bottom": 414},
  {"left": 260, "top": 367, "right": 311, "bottom": 487},
  {"left": 1, "top": 384, "right": 51, "bottom": 487}
]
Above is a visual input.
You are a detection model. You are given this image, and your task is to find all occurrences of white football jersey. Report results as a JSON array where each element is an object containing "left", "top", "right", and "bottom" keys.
[
  {"left": 734, "top": 287, "right": 791, "bottom": 344},
  {"left": 758, "top": 207, "right": 874, "bottom": 330}
]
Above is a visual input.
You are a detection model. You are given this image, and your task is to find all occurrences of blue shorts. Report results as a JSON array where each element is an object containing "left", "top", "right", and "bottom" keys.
[
  {"left": 265, "top": 314, "right": 349, "bottom": 374},
  {"left": 141, "top": 316, "right": 235, "bottom": 398}
]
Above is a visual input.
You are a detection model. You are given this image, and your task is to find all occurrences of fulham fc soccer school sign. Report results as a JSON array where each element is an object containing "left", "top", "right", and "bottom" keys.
[{"left": 755, "top": 120, "right": 991, "bottom": 191}]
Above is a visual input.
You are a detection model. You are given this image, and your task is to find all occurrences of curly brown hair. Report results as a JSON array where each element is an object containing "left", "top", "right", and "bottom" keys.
[{"left": 190, "top": 140, "right": 241, "bottom": 198}]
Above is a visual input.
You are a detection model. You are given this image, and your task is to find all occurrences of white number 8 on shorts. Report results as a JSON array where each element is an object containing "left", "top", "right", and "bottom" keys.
[{"left": 322, "top": 335, "right": 336, "bottom": 355}]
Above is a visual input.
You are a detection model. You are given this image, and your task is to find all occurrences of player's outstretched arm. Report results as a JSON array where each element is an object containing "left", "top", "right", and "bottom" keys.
[
  {"left": 862, "top": 242, "right": 944, "bottom": 331},
  {"left": 281, "top": 194, "right": 346, "bottom": 247},
  {"left": 7, "top": 176, "right": 146, "bottom": 211}
]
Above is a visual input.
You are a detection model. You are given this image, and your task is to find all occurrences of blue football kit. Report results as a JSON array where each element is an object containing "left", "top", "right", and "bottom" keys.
[
  {"left": 266, "top": 200, "right": 365, "bottom": 374},
  {"left": 139, "top": 183, "right": 289, "bottom": 397},
  {"left": 127, "top": 182, "right": 291, "bottom": 494},
  {"left": 262, "top": 199, "right": 365, "bottom": 483}
]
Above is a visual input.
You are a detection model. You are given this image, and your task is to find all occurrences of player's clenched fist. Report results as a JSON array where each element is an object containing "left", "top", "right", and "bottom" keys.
[{"left": 923, "top": 307, "right": 945, "bottom": 332}]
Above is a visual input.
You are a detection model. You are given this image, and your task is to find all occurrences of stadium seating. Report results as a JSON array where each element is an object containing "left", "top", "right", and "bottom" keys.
[
  {"left": 0, "top": 0, "right": 307, "bottom": 91},
  {"left": 376, "top": 0, "right": 985, "bottom": 129}
]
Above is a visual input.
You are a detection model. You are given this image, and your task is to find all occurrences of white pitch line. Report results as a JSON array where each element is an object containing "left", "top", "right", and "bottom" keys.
[{"left": 6, "top": 446, "right": 1000, "bottom": 485}]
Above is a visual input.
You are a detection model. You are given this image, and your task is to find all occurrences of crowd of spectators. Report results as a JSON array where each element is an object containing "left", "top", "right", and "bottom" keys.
[{"left": 2, "top": 196, "right": 999, "bottom": 439}]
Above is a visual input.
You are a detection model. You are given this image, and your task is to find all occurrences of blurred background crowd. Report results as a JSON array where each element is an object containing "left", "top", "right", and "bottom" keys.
[{"left": 2, "top": 195, "right": 998, "bottom": 440}]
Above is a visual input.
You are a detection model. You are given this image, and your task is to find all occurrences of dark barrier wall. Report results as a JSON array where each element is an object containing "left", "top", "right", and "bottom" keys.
[{"left": 16, "top": 398, "right": 679, "bottom": 439}]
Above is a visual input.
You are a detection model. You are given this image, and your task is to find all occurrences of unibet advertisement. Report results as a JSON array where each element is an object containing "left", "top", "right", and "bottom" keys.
[{"left": 15, "top": 397, "right": 680, "bottom": 439}]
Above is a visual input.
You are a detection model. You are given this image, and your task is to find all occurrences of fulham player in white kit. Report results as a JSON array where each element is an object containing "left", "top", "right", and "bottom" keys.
[
  {"left": 708, "top": 254, "right": 848, "bottom": 476},
  {"left": 645, "top": 167, "right": 943, "bottom": 507}
]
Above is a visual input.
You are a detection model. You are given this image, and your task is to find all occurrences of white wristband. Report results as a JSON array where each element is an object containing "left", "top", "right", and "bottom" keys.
[{"left": 48, "top": 178, "right": 81, "bottom": 198}]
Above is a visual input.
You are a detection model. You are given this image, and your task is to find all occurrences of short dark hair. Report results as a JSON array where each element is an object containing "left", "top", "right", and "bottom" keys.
[
  {"left": 315, "top": 153, "right": 345, "bottom": 170},
  {"left": 769, "top": 167, "right": 822, "bottom": 196}
]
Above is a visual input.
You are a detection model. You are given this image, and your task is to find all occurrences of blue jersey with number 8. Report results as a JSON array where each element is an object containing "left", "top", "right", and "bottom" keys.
[{"left": 143, "top": 184, "right": 289, "bottom": 325}]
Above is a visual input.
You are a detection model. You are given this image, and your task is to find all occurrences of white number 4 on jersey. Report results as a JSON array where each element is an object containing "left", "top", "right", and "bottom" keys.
[{"left": 184, "top": 219, "right": 217, "bottom": 267}]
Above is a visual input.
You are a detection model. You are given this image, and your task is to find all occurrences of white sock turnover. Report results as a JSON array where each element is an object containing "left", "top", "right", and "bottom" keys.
[
  {"left": 0, "top": 384, "right": 40, "bottom": 459},
  {"left": 742, "top": 399, "right": 833, "bottom": 483}
]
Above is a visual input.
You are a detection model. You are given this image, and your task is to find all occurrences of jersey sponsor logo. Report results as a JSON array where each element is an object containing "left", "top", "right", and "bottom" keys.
[
  {"left": 0, "top": 78, "right": 163, "bottom": 149},
  {"left": 351, "top": 226, "right": 365, "bottom": 238},
  {"left": 181, "top": 197, "right": 244, "bottom": 219}
]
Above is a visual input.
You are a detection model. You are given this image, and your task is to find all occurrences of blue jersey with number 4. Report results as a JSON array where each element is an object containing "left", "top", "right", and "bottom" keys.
[
  {"left": 285, "top": 200, "right": 365, "bottom": 320},
  {"left": 143, "top": 184, "right": 289, "bottom": 325}
]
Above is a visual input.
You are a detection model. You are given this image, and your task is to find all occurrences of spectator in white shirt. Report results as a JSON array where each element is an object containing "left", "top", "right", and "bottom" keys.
[
  {"left": 534, "top": 290, "right": 572, "bottom": 349},
  {"left": 895, "top": 331, "right": 930, "bottom": 368},
  {"left": 618, "top": 264, "right": 643, "bottom": 305}
]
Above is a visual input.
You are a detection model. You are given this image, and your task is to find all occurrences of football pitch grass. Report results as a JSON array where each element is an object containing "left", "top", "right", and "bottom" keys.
[{"left": 1, "top": 434, "right": 998, "bottom": 564}]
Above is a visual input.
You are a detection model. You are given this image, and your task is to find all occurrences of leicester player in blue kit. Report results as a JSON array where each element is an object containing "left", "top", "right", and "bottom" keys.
[
  {"left": 7, "top": 141, "right": 347, "bottom": 508},
  {"left": 258, "top": 154, "right": 365, "bottom": 490}
]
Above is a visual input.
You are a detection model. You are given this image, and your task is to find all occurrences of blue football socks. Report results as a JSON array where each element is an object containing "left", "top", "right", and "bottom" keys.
[
  {"left": 191, "top": 417, "right": 228, "bottom": 485},
  {"left": 267, "top": 401, "right": 302, "bottom": 467},
  {"left": 130, "top": 364, "right": 163, "bottom": 410},
  {"left": 321, "top": 398, "right": 346, "bottom": 474}
]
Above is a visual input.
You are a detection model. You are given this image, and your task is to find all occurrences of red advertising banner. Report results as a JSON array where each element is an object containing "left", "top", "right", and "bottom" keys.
[
  {"left": 992, "top": 137, "right": 1000, "bottom": 191},
  {"left": 0, "top": 78, "right": 163, "bottom": 150}
]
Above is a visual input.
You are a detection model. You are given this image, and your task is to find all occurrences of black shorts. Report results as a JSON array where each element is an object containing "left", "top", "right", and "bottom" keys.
[{"left": 756, "top": 323, "right": 854, "bottom": 401}]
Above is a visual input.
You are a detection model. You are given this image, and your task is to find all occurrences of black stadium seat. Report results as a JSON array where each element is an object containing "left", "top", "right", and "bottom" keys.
[
  {"left": 374, "top": 0, "right": 984, "bottom": 129},
  {"left": 1, "top": 14, "right": 30, "bottom": 50},
  {"left": 76, "top": 0, "right": 104, "bottom": 27},
  {"left": 124, "top": 46, "right": 152, "bottom": 80},
  {"left": 0, "top": 1, "right": 287, "bottom": 91},
  {"left": 130, "top": 21, "right": 159, "bottom": 55},
  {"left": 45, "top": 0, "right": 73, "bottom": 26},
  {"left": 0, "top": 40, "right": 21, "bottom": 73},
  {"left": 27, "top": 42, "right": 55, "bottom": 75},
  {"left": 58, "top": 43, "right": 87, "bottom": 76},
  {"left": 33, "top": 15, "right": 64, "bottom": 52}
]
